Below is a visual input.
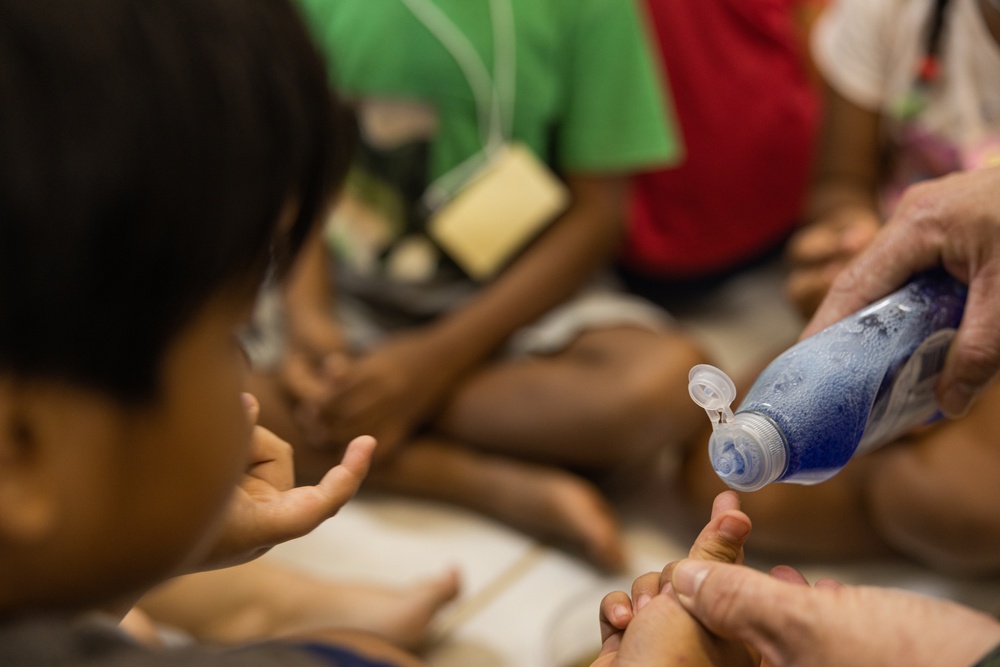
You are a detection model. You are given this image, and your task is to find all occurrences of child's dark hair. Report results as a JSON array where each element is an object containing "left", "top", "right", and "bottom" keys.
[{"left": 0, "top": 0, "right": 353, "bottom": 401}]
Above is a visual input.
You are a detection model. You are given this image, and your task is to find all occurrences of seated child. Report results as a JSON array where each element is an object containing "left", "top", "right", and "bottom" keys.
[
  {"left": 620, "top": 0, "right": 825, "bottom": 306},
  {"left": 248, "top": 0, "right": 710, "bottom": 572},
  {"left": 0, "top": 0, "right": 420, "bottom": 664}
]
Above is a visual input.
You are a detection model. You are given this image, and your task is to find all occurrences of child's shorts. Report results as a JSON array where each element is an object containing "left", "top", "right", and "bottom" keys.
[{"left": 243, "top": 274, "right": 674, "bottom": 371}]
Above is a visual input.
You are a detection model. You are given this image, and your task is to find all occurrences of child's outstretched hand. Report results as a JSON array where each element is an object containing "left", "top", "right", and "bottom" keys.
[{"left": 190, "top": 393, "right": 375, "bottom": 573}]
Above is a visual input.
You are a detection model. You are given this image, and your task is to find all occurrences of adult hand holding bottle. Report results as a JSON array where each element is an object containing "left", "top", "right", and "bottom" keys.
[
  {"left": 667, "top": 558, "right": 1000, "bottom": 667},
  {"left": 804, "top": 165, "right": 1000, "bottom": 418},
  {"left": 594, "top": 493, "right": 1000, "bottom": 667}
]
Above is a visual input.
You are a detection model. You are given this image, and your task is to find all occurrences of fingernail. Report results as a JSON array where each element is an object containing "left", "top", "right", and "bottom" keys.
[
  {"left": 612, "top": 603, "right": 631, "bottom": 624},
  {"left": 660, "top": 582, "right": 673, "bottom": 597},
  {"left": 241, "top": 392, "right": 259, "bottom": 416},
  {"left": 634, "top": 594, "right": 651, "bottom": 612},
  {"left": 719, "top": 515, "right": 750, "bottom": 542},
  {"left": 672, "top": 560, "right": 710, "bottom": 599}
]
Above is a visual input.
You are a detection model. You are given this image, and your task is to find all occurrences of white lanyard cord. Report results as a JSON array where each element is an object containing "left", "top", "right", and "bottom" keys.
[{"left": 397, "top": 0, "right": 517, "bottom": 207}]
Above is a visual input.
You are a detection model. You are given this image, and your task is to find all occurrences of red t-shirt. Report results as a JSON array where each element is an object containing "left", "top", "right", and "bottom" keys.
[{"left": 624, "top": 0, "right": 821, "bottom": 278}]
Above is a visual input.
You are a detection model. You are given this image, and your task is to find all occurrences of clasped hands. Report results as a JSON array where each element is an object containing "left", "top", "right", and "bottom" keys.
[
  {"left": 593, "top": 491, "right": 760, "bottom": 667},
  {"left": 279, "top": 311, "right": 454, "bottom": 463},
  {"left": 593, "top": 491, "right": 1000, "bottom": 667}
]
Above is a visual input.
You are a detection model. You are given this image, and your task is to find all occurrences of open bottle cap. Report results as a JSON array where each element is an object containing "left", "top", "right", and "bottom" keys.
[
  {"left": 688, "top": 364, "right": 736, "bottom": 425},
  {"left": 688, "top": 364, "right": 788, "bottom": 491}
]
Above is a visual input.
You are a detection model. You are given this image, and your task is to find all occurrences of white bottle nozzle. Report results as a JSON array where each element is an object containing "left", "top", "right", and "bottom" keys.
[
  {"left": 688, "top": 364, "right": 736, "bottom": 428},
  {"left": 688, "top": 364, "right": 788, "bottom": 492}
]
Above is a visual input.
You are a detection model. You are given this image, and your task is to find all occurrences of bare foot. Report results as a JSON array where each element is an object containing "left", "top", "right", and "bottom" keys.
[
  {"left": 136, "top": 560, "right": 459, "bottom": 651},
  {"left": 482, "top": 462, "right": 626, "bottom": 572},
  {"left": 369, "top": 437, "right": 626, "bottom": 571},
  {"left": 270, "top": 567, "right": 461, "bottom": 650}
]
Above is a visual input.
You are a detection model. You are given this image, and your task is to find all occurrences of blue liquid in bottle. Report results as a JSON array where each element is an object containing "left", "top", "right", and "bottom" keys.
[{"left": 688, "top": 269, "right": 967, "bottom": 492}]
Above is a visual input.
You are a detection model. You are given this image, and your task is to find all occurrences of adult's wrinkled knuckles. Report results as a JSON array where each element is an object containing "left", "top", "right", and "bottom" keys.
[
  {"left": 690, "top": 566, "right": 760, "bottom": 637},
  {"left": 696, "top": 567, "right": 810, "bottom": 660},
  {"left": 896, "top": 177, "right": 951, "bottom": 224},
  {"left": 755, "top": 586, "right": 826, "bottom": 667}
]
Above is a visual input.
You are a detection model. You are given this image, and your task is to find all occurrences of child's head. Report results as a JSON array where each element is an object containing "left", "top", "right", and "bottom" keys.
[{"left": 0, "top": 0, "right": 352, "bottom": 613}]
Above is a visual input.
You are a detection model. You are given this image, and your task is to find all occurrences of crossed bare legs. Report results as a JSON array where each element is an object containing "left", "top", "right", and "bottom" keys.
[
  {"left": 261, "top": 327, "right": 708, "bottom": 572},
  {"left": 365, "top": 436, "right": 628, "bottom": 570}
]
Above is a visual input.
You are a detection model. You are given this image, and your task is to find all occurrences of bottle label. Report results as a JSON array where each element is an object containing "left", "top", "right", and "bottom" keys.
[{"left": 857, "top": 328, "right": 955, "bottom": 453}]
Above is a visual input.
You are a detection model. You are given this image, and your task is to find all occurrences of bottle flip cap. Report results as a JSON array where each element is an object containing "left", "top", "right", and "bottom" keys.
[
  {"left": 688, "top": 364, "right": 737, "bottom": 425},
  {"left": 688, "top": 365, "right": 788, "bottom": 492}
]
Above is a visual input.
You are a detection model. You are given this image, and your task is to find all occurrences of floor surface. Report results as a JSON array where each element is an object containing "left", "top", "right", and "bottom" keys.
[{"left": 266, "top": 261, "right": 1000, "bottom": 666}]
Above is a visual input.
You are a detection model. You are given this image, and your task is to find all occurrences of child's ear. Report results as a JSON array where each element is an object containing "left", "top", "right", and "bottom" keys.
[{"left": 0, "top": 378, "right": 58, "bottom": 544}]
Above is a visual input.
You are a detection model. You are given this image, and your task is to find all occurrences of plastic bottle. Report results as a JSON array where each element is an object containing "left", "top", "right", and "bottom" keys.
[{"left": 687, "top": 269, "right": 967, "bottom": 492}]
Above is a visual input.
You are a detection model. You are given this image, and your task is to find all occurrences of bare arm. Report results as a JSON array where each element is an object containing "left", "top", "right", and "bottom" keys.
[
  {"left": 317, "top": 174, "right": 628, "bottom": 456},
  {"left": 424, "top": 173, "right": 625, "bottom": 370},
  {"left": 785, "top": 81, "right": 882, "bottom": 317},
  {"left": 282, "top": 225, "right": 345, "bottom": 358},
  {"left": 791, "top": 0, "right": 832, "bottom": 88}
]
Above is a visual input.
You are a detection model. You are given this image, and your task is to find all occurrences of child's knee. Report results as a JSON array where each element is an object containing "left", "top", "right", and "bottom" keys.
[
  {"left": 615, "top": 333, "right": 710, "bottom": 441},
  {"left": 868, "top": 445, "right": 1000, "bottom": 576},
  {"left": 625, "top": 333, "right": 708, "bottom": 412}
]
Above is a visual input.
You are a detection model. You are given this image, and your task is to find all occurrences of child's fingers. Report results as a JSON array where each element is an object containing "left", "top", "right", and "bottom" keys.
[
  {"left": 248, "top": 435, "right": 377, "bottom": 546},
  {"left": 689, "top": 510, "right": 751, "bottom": 564},
  {"left": 787, "top": 220, "right": 843, "bottom": 264},
  {"left": 242, "top": 392, "right": 260, "bottom": 424},
  {"left": 659, "top": 493, "right": 751, "bottom": 591},
  {"left": 599, "top": 590, "right": 634, "bottom": 639},
  {"left": 311, "top": 434, "right": 376, "bottom": 509},
  {"left": 710, "top": 490, "right": 741, "bottom": 518},
  {"left": 629, "top": 571, "right": 664, "bottom": 613},
  {"left": 321, "top": 351, "right": 352, "bottom": 384},
  {"left": 786, "top": 262, "right": 847, "bottom": 313},
  {"left": 244, "top": 425, "right": 296, "bottom": 491},
  {"left": 281, "top": 353, "right": 334, "bottom": 405},
  {"left": 694, "top": 493, "right": 752, "bottom": 563},
  {"left": 769, "top": 564, "right": 810, "bottom": 586},
  {"left": 769, "top": 565, "right": 843, "bottom": 590}
]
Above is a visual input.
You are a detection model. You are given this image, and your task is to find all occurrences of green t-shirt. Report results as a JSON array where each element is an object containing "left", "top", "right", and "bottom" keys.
[
  {"left": 297, "top": 0, "right": 679, "bottom": 178},
  {"left": 294, "top": 0, "right": 680, "bottom": 312}
]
